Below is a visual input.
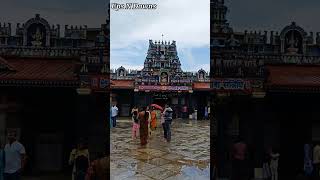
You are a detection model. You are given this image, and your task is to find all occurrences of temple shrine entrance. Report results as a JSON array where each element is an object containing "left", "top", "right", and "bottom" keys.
[{"left": 268, "top": 93, "right": 316, "bottom": 179}]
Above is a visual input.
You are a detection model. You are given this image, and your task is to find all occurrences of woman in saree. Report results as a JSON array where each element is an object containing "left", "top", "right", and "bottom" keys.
[
  {"left": 150, "top": 107, "right": 158, "bottom": 131},
  {"left": 138, "top": 107, "right": 150, "bottom": 146}
]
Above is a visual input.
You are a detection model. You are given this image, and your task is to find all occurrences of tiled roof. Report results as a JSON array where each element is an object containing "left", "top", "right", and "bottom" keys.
[
  {"left": 111, "top": 80, "right": 135, "bottom": 89},
  {"left": 0, "top": 57, "right": 78, "bottom": 81},
  {"left": 266, "top": 65, "right": 320, "bottom": 89}
]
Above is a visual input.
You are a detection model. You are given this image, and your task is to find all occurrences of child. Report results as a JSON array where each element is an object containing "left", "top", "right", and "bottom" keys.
[{"left": 132, "top": 111, "right": 140, "bottom": 139}]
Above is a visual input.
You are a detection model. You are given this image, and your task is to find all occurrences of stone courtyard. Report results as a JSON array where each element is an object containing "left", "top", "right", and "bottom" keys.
[{"left": 110, "top": 118, "right": 210, "bottom": 180}]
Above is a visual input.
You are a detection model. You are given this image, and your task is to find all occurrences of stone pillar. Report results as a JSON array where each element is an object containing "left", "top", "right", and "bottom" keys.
[
  {"left": 215, "top": 95, "right": 232, "bottom": 178},
  {"left": 177, "top": 93, "right": 182, "bottom": 118},
  {"left": 133, "top": 91, "right": 138, "bottom": 106},
  {"left": 0, "top": 95, "right": 7, "bottom": 145},
  {"left": 76, "top": 94, "right": 90, "bottom": 140},
  {"left": 88, "top": 93, "right": 108, "bottom": 160},
  {"left": 188, "top": 92, "right": 192, "bottom": 118},
  {"left": 253, "top": 99, "right": 264, "bottom": 162}
]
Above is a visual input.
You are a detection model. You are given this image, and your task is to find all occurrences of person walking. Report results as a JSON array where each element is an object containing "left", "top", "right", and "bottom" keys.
[
  {"left": 109, "top": 105, "right": 113, "bottom": 128},
  {"left": 163, "top": 104, "right": 173, "bottom": 142},
  {"left": 138, "top": 107, "right": 149, "bottom": 146},
  {"left": 160, "top": 109, "right": 167, "bottom": 141},
  {"left": 131, "top": 110, "right": 140, "bottom": 140},
  {"left": 146, "top": 106, "right": 152, "bottom": 138},
  {"left": 0, "top": 140, "right": 4, "bottom": 180},
  {"left": 313, "top": 142, "right": 320, "bottom": 178},
  {"left": 304, "top": 142, "right": 313, "bottom": 177},
  {"left": 270, "top": 147, "right": 280, "bottom": 180},
  {"left": 150, "top": 107, "right": 157, "bottom": 131},
  {"left": 69, "top": 140, "right": 90, "bottom": 180},
  {"left": 262, "top": 147, "right": 271, "bottom": 180},
  {"left": 204, "top": 106, "right": 209, "bottom": 120},
  {"left": 111, "top": 104, "right": 119, "bottom": 128},
  {"left": 182, "top": 105, "right": 187, "bottom": 119},
  {"left": 231, "top": 138, "right": 248, "bottom": 180},
  {"left": 4, "top": 131, "right": 26, "bottom": 180}
]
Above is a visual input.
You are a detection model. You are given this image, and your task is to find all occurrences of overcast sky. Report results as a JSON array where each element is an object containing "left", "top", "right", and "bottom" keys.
[
  {"left": 110, "top": 0, "right": 210, "bottom": 72},
  {"left": 0, "top": 0, "right": 106, "bottom": 33},
  {"left": 225, "top": 0, "right": 320, "bottom": 33}
]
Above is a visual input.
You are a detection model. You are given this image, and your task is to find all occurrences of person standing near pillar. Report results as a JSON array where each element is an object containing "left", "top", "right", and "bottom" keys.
[
  {"left": 270, "top": 147, "right": 280, "bottom": 180},
  {"left": 182, "top": 105, "right": 187, "bottom": 119},
  {"left": 138, "top": 107, "right": 149, "bottom": 146},
  {"left": 69, "top": 140, "right": 90, "bottom": 180},
  {"left": 111, "top": 103, "right": 119, "bottom": 128},
  {"left": 304, "top": 142, "right": 313, "bottom": 177},
  {"left": 313, "top": 142, "right": 320, "bottom": 177},
  {"left": 4, "top": 131, "right": 26, "bottom": 180},
  {"left": 160, "top": 108, "right": 166, "bottom": 141},
  {"left": 231, "top": 138, "right": 248, "bottom": 180},
  {"left": 163, "top": 104, "right": 173, "bottom": 142},
  {"left": 204, "top": 106, "right": 208, "bottom": 120},
  {"left": 0, "top": 140, "right": 4, "bottom": 180}
]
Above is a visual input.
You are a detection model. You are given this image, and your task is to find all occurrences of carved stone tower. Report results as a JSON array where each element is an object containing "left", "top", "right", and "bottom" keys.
[{"left": 212, "top": 0, "right": 230, "bottom": 33}]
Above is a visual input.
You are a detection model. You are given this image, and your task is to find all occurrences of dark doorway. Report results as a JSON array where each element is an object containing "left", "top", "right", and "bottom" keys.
[
  {"left": 270, "top": 94, "right": 314, "bottom": 179},
  {"left": 152, "top": 93, "right": 170, "bottom": 108}
]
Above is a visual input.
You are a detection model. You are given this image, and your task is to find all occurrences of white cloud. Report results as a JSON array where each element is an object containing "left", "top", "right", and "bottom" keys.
[{"left": 110, "top": 0, "right": 210, "bottom": 71}]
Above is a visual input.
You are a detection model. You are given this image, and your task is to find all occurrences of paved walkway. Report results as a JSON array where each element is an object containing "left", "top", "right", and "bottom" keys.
[{"left": 111, "top": 119, "right": 210, "bottom": 180}]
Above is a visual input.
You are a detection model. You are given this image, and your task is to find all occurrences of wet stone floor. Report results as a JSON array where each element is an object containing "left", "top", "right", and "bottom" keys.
[{"left": 111, "top": 119, "right": 210, "bottom": 180}]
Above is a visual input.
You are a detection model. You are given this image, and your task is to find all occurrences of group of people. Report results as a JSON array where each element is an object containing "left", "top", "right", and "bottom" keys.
[
  {"left": 0, "top": 131, "right": 26, "bottom": 180},
  {"left": 131, "top": 104, "right": 173, "bottom": 146},
  {"left": 68, "top": 140, "right": 109, "bottom": 180},
  {"left": 303, "top": 142, "right": 320, "bottom": 179},
  {"left": 230, "top": 139, "right": 280, "bottom": 180}
]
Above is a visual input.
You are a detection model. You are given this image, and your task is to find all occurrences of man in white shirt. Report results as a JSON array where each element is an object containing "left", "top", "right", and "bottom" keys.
[
  {"left": 111, "top": 104, "right": 119, "bottom": 127},
  {"left": 4, "top": 131, "right": 26, "bottom": 180}
]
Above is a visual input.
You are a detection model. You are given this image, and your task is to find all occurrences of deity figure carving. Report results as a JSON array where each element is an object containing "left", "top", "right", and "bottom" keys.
[
  {"left": 31, "top": 27, "right": 43, "bottom": 47},
  {"left": 199, "top": 72, "right": 205, "bottom": 80},
  {"left": 119, "top": 69, "right": 124, "bottom": 76},
  {"left": 286, "top": 31, "right": 299, "bottom": 54},
  {"left": 160, "top": 72, "right": 168, "bottom": 83}
]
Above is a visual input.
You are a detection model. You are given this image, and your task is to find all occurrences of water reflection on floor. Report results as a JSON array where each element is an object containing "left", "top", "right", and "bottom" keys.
[{"left": 111, "top": 119, "right": 210, "bottom": 180}]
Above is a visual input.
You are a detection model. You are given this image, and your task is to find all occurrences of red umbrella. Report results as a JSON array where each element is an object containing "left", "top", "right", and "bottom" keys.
[{"left": 150, "top": 104, "right": 163, "bottom": 111}]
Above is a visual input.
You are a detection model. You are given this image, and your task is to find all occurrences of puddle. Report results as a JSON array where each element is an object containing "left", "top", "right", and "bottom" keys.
[{"left": 111, "top": 119, "right": 210, "bottom": 179}]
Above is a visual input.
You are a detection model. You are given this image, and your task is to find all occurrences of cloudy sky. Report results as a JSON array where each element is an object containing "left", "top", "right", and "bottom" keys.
[
  {"left": 225, "top": 0, "right": 320, "bottom": 33},
  {"left": 110, "top": 0, "right": 210, "bottom": 72},
  {"left": 0, "top": 0, "right": 106, "bottom": 33}
]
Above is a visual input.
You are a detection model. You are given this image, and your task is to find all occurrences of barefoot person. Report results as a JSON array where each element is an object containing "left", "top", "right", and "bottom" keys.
[
  {"left": 138, "top": 107, "right": 150, "bottom": 146},
  {"left": 69, "top": 139, "right": 90, "bottom": 180},
  {"left": 131, "top": 110, "right": 140, "bottom": 140},
  {"left": 146, "top": 106, "right": 152, "bottom": 138},
  {"left": 160, "top": 108, "right": 167, "bottom": 141},
  {"left": 163, "top": 104, "right": 173, "bottom": 142},
  {"left": 150, "top": 107, "right": 158, "bottom": 131}
]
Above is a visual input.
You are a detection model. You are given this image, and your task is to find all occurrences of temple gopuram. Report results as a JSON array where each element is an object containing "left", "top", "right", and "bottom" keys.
[
  {"left": 0, "top": 14, "right": 109, "bottom": 174},
  {"left": 212, "top": 0, "right": 320, "bottom": 178},
  {"left": 111, "top": 40, "right": 210, "bottom": 119}
]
